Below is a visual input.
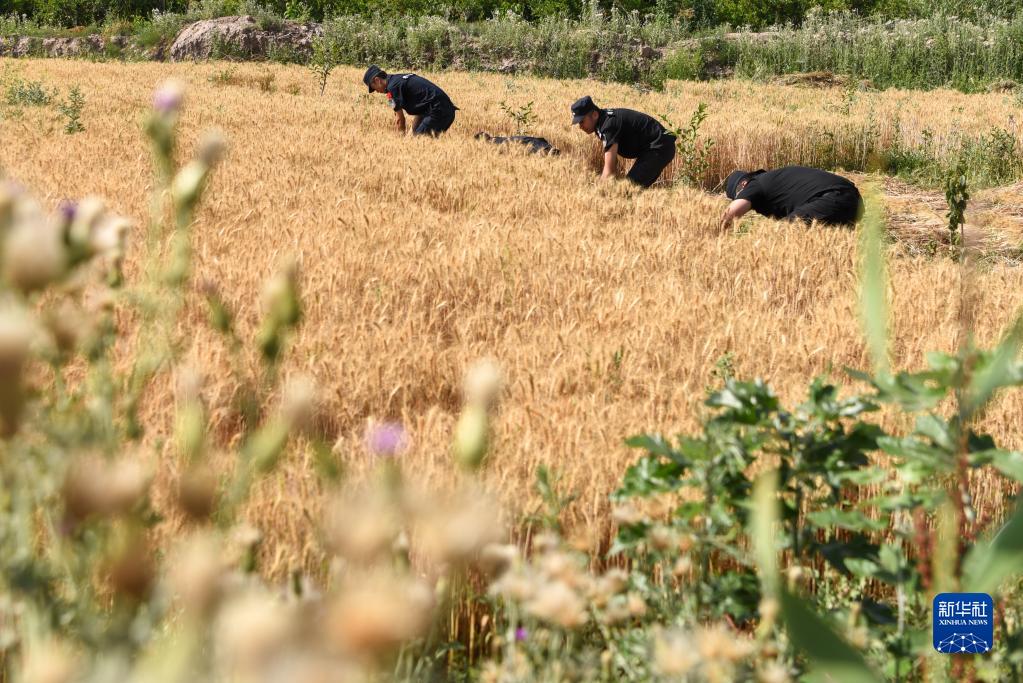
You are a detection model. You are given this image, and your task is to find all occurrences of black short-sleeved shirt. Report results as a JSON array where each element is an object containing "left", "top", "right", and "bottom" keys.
[
  {"left": 386, "top": 74, "right": 456, "bottom": 116},
  {"left": 737, "top": 166, "right": 858, "bottom": 219},
  {"left": 595, "top": 108, "right": 671, "bottom": 159}
]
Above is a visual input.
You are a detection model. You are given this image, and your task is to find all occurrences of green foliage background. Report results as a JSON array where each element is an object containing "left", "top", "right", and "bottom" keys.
[{"left": 1, "top": 0, "right": 1020, "bottom": 30}]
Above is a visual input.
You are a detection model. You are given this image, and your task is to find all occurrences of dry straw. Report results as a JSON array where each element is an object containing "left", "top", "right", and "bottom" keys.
[{"left": 2, "top": 59, "right": 1022, "bottom": 579}]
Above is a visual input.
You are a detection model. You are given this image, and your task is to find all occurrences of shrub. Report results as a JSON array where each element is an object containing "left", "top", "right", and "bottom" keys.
[
  {"left": 56, "top": 83, "right": 85, "bottom": 133},
  {"left": 5, "top": 77, "right": 54, "bottom": 106},
  {"left": 660, "top": 101, "right": 714, "bottom": 187},
  {"left": 308, "top": 37, "right": 336, "bottom": 94}
]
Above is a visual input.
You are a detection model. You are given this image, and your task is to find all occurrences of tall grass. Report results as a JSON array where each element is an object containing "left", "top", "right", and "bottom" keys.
[
  {"left": 319, "top": 7, "right": 693, "bottom": 83},
  {"left": 5, "top": 8, "right": 1023, "bottom": 93},
  {"left": 729, "top": 10, "right": 1023, "bottom": 91}
]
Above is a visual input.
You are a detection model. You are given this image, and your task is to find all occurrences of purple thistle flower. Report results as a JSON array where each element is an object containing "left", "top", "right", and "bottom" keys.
[
  {"left": 365, "top": 422, "right": 408, "bottom": 457},
  {"left": 58, "top": 200, "right": 77, "bottom": 222},
  {"left": 515, "top": 627, "right": 527, "bottom": 642},
  {"left": 152, "top": 81, "right": 183, "bottom": 115}
]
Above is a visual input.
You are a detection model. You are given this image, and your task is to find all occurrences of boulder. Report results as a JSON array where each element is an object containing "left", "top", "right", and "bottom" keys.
[
  {"left": 638, "top": 44, "right": 659, "bottom": 59},
  {"left": 11, "top": 37, "right": 36, "bottom": 57},
  {"left": 169, "top": 15, "right": 321, "bottom": 62},
  {"left": 986, "top": 79, "right": 1019, "bottom": 93},
  {"left": 41, "top": 37, "right": 100, "bottom": 58}
]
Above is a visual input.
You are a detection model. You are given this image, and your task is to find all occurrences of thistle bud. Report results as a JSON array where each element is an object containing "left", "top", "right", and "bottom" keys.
[
  {"left": 525, "top": 580, "right": 587, "bottom": 629},
  {"left": 0, "top": 309, "right": 34, "bottom": 370},
  {"left": 611, "top": 503, "right": 645, "bottom": 526},
  {"left": 649, "top": 524, "right": 677, "bottom": 552},
  {"left": 62, "top": 455, "right": 151, "bottom": 522},
  {"left": 107, "top": 458, "right": 151, "bottom": 511},
  {"left": 43, "top": 300, "right": 87, "bottom": 356},
  {"left": 90, "top": 215, "right": 131, "bottom": 272},
  {"left": 167, "top": 533, "right": 226, "bottom": 616},
  {"left": 324, "top": 491, "right": 400, "bottom": 565},
  {"left": 626, "top": 591, "right": 647, "bottom": 617},
  {"left": 417, "top": 490, "right": 505, "bottom": 566},
  {"left": 479, "top": 543, "right": 518, "bottom": 578},
  {"left": 672, "top": 555, "right": 693, "bottom": 579},
  {"left": 324, "top": 575, "right": 434, "bottom": 658},
  {"left": 258, "top": 261, "right": 301, "bottom": 362},
  {"left": 464, "top": 358, "right": 503, "bottom": 409},
  {"left": 3, "top": 214, "right": 67, "bottom": 294},
  {"left": 226, "top": 523, "right": 262, "bottom": 573},
  {"left": 105, "top": 532, "right": 156, "bottom": 602},
  {"left": 452, "top": 403, "right": 489, "bottom": 471},
  {"left": 199, "top": 130, "right": 227, "bottom": 167},
  {"left": 0, "top": 182, "right": 19, "bottom": 232},
  {"left": 0, "top": 308, "right": 35, "bottom": 436},
  {"left": 177, "top": 464, "right": 218, "bottom": 522},
  {"left": 65, "top": 196, "right": 105, "bottom": 260},
  {"left": 171, "top": 160, "right": 209, "bottom": 215},
  {"left": 281, "top": 375, "right": 318, "bottom": 434},
  {"left": 653, "top": 629, "right": 698, "bottom": 677},
  {"left": 216, "top": 589, "right": 296, "bottom": 675}
]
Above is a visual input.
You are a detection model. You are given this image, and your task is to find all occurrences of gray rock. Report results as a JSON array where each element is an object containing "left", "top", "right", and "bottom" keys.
[
  {"left": 169, "top": 15, "right": 321, "bottom": 62},
  {"left": 12, "top": 37, "right": 35, "bottom": 57},
  {"left": 638, "top": 44, "right": 659, "bottom": 59},
  {"left": 42, "top": 37, "right": 97, "bottom": 58}
]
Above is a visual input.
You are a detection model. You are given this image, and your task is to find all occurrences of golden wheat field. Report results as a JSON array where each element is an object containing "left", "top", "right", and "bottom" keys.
[{"left": 3, "top": 58, "right": 1023, "bottom": 577}]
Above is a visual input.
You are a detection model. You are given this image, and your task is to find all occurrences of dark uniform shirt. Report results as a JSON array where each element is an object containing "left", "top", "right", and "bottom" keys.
[
  {"left": 595, "top": 108, "right": 671, "bottom": 159},
  {"left": 737, "top": 166, "right": 857, "bottom": 219},
  {"left": 385, "top": 74, "right": 457, "bottom": 116}
]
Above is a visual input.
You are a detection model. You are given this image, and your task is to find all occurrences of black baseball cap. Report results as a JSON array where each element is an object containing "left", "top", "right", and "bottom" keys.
[
  {"left": 725, "top": 169, "right": 765, "bottom": 198},
  {"left": 571, "top": 95, "right": 598, "bottom": 124},
  {"left": 363, "top": 65, "right": 384, "bottom": 92}
]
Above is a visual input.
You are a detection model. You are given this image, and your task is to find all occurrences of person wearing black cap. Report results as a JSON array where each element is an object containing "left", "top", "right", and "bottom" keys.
[
  {"left": 570, "top": 95, "right": 676, "bottom": 188},
  {"left": 721, "top": 166, "right": 863, "bottom": 229},
  {"left": 363, "top": 65, "right": 458, "bottom": 136}
]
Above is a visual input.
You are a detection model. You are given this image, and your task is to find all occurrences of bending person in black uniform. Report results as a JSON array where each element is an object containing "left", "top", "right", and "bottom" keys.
[
  {"left": 570, "top": 96, "right": 676, "bottom": 188},
  {"left": 721, "top": 166, "right": 864, "bottom": 229},
  {"left": 363, "top": 65, "right": 458, "bottom": 136}
]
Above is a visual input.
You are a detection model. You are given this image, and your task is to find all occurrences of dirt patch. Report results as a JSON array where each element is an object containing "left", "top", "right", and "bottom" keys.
[
  {"left": 774, "top": 71, "right": 874, "bottom": 90},
  {"left": 857, "top": 174, "right": 1023, "bottom": 263}
]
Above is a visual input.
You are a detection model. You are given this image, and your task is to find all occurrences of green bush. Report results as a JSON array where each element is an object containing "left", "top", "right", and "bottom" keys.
[{"left": 5, "top": 77, "right": 55, "bottom": 106}]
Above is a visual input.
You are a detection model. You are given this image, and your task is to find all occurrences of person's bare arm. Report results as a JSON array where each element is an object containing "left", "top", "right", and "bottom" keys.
[
  {"left": 394, "top": 110, "right": 406, "bottom": 134},
  {"left": 601, "top": 144, "right": 619, "bottom": 180},
  {"left": 721, "top": 198, "right": 753, "bottom": 230},
  {"left": 407, "top": 115, "right": 422, "bottom": 135}
]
